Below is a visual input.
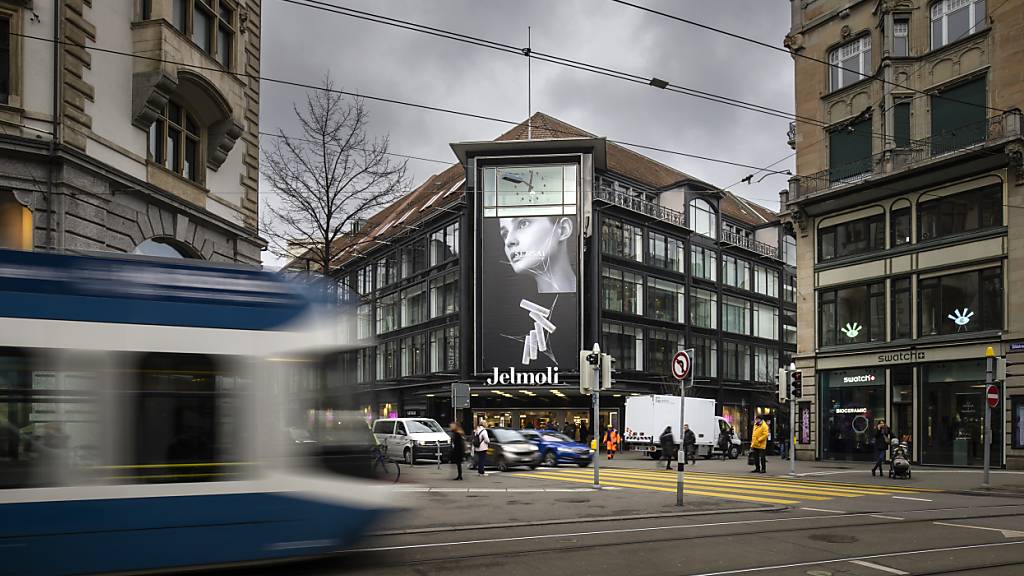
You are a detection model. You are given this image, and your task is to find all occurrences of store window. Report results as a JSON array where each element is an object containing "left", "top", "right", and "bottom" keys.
[
  {"left": 917, "top": 184, "right": 1001, "bottom": 242},
  {"left": 602, "top": 266, "right": 644, "bottom": 315},
  {"left": 691, "top": 245, "right": 717, "bottom": 281},
  {"left": 829, "top": 35, "right": 872, "bottom": 92},
  {"left": 891, "top": 366, "right": 914, "bottom": 456},
  {"left": 819, "top": 282, "right": 885, "bottom": 346},
  {"left": 891, "top": 204, "right": 912, "bottom": 247},
  {"left": 818, "top": 213, "right": 885, "bottom": 262},
  {"left": 602, "top": 322, "right": 644, "bottom": 371},
  {"left": 689, "top": 199, "right": 717, "bottom": 240},
  {"left": 722, "top": 255, "right": 750, "bottom": 290},
  {"left": 821, "top": 368, "right": 885, "bottom": 461},
  {"left": 931, "top": 0, "right": 986, "bottom": 50},
  {"left": 690, "top": 287, "right": 717, "bottom": 330},
  {"left": 722, "top": 405, "right": 748, "bottom": 441},
  {"left": 600, "top": 217, "right": 643, "bottom": 262},
  {"left": 722, "top": 296, "right": 751, "bottom": 336},
  {"left": 1012, "top": 396, "right": 1024, "bottom": 449},
  {"left": 892, "top": 277, "right": 912, "bottom": 340},
  {"left": 920, "top": 360, "right": 1000, "bottom": 466},
  {"left": 648, "top": 231, "right": 684, "bottom": 273},
  {"left": 920, "top": 266, "right": 1002, "bottom": 336},
  {"left": 647, "top": 277, "right": 685, "bottom": 323}
]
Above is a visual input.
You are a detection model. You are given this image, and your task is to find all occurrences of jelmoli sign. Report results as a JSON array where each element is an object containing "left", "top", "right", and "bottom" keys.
[{"left": 485, "top": 366, "right": 560, "bottom": 385}]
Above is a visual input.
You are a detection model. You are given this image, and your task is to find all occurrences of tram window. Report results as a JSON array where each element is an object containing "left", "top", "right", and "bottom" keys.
[{"left": 126, "top": 353, "right": 240, "bottom": 483}]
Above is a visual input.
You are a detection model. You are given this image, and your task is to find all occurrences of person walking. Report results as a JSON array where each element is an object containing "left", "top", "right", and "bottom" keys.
[
  {"left": 871, "top": 419, "right": 892, "bottom": 477},
  {"left": 449, "top": 422, "right": 465, "bottom": 480},
  {"left": 473, "top": 419, "right": 489, "bottom": 475},
  {"left": 659, "top": 426, "right": 675, "bottom": 470},
  {"left": 604, "top": 426, "right": 620, "bottom": 460},
  {"left": 750, "top": 415, "right": 769, "bottom": 473},
  {"left": 683, "top": 424, "right": 697, "bottom": 465},
  {"left": 778, "top": 418, "right": 790, "bottom": 460}
]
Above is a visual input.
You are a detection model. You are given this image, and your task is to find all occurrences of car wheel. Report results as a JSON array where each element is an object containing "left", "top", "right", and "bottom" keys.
[
  {"left": 728, "top": 445, "right": 741, "bottom": 460},
  {"left": 577, "top": 461, "right": 591, "bottom": 468},
  {"left": 650, "top": 451, "right": 662, "bottom": 460},
  {"left": 404, "top": 448, "right": 412, "bottom": 465},
  {"left": 543, "top": 451, "right": 559, "bottom": 468},
  {"left": 498, "top": 457, "right": 510, "bottom": 472},
  {"left": 528, "top": 463, "right": 538, "bottom": 470}
]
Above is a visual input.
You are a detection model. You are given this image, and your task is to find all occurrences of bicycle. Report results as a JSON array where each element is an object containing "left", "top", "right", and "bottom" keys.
[{"left": 371, "top": 444, "right": 400, "bottom": 483}]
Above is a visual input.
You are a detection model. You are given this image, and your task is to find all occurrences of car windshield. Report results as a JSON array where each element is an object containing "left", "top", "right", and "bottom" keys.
[
  {"left": 520, "top": 430, "right": 540, "bottom": 440},
  {"left": 543, "top": 433, "right": 573, "bottom": 443},
  {"left": 408, "top": 419, "right": 444, "bottom": 433},
  {"left": 492, "top": 429, "right": 528, "bottom": 443}
]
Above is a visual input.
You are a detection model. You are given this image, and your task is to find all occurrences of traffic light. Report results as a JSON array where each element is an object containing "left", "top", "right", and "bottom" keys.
[
  {"left": 601, "top": 354, "right": 615, "bottom": 390},
  {"left": 778, "top": 368, "right": 789, "bottom": 402},
  {"left": 579, "top": 344, "right": 602, "bottom": 394},
  {"left": 998, "top": 357, "right": 1023, "bottom": 380},
  {"left": 789, "top": 370, "right": 803, "bottom": 399}
]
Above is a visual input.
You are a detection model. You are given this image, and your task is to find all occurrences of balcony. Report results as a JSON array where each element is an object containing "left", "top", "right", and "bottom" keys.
[
  {"left": 790, "top": 110, "right": 1023, "bottom": 201},
  {"left": 594, "top": 185, "right": 687, "bottom": 228},
  {"left": 720, "top": 229, "right": 781, "bottom": 260}
]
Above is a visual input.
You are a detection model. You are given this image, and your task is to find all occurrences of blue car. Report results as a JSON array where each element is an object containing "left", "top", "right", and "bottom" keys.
[{"left": 520, "top": 430, "right": 594, "bottom": 467}]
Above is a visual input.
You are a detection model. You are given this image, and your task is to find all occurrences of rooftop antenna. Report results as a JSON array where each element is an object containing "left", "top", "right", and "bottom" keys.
[{"left": 526, "top": 26, "right": 532, "bottom": 140}]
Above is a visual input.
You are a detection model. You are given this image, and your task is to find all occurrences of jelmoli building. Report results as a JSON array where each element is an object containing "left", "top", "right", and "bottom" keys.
[
  {"left": 321, "top": 113, "right": 796, "bottom": 442},
  {"left": 784, "top": 0, "right": 1024, "bottom": 467}
]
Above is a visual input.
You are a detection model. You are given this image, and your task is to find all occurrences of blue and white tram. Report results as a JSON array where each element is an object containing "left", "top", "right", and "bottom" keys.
[{"left": 0, "top": 249, "right": 398, "bottom": 576}]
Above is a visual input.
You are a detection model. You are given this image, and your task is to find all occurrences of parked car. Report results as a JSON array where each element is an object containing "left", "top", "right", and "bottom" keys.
[
  {"left": 520, "top": 429, "right": 593, "bottom": 467},
  {"left": 486, "top": 428, "right": 541, "bottom": 471},
  {"left": 371, "top": 417, "right": 451, "bottom": 464}
]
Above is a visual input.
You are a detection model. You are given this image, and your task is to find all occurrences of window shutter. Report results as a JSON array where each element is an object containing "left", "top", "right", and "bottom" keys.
[
  {"left": 829, "top": 118, "right": 872, "bottom": 182},
  {"left": 930, "top": 77, "right": 986, "bottom": 154},
  {"left": 893, "top": 102, "right": 911, "bottom": 148}
]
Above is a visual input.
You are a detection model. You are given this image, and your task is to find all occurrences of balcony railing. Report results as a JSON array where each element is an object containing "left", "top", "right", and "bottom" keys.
[
  {"left": 595, "top": 185, "right": 687, "bottom": 228},
  {"left": 720, "top": 229, "right": 781, "bottom": 260},
  {"left": 791, "top": 110, "right": 1023, "bottom": 200}
]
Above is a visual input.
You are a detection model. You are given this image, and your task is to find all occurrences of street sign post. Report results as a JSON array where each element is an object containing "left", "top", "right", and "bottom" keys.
[
  {"left": 673, "top": 349, "right": 693, "bottom": 507},
  {"left": 987, "top": 384, "right": 999, "bottom": 408},
  {"left": 984, "top": 347, "right": 995, "bottom": 489}
]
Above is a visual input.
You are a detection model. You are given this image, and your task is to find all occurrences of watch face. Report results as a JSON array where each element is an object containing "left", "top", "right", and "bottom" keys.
[{"left": 497, "top": 166, "right": 565, "bottom": 207}]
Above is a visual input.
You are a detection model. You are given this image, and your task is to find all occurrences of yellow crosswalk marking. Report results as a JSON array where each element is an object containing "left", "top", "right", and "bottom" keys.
[{"left": 511, "top": 466, "right": 939, "bottom": 505}]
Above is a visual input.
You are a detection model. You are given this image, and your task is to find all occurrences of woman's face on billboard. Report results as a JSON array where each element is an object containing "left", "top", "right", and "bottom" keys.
[{"left": 499, "top": 217, "right": 556, "bottom": 274}]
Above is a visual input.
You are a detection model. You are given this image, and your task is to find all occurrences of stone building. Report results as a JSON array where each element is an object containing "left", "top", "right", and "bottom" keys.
[
  {"left": 0, "top": 0, "right": 262, "bottom": 262},
  {"left": 783, "top": 0, "right": 1024, "bottom": 467}
]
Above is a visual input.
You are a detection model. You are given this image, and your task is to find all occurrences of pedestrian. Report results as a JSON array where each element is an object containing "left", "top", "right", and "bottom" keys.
[
  {"left": 604, "top": 425, "right": 620, "bottom": 460},
  {"left": 778, "top": 418, "right": 790, "bottom": 460},
  {"left": 683, "top": 424, "right": 697, "bottom": 465},
  {"left": 449, "top": 422, "right": 465, "bottom": 480},
  {"left": 750, "top": 415, "right": 768, "bottom": 473},
  {"left": 562, "top": 422, "right": 574, "bottom": 439},
  {"left": 473, "top": 419, "right": 489, "bottom": 475},
  {"left": 659, "top": 425, "right": 675, "bottom": 470},
  {"left": 871, "top": 419, "right": 892, "bottom": 477}
]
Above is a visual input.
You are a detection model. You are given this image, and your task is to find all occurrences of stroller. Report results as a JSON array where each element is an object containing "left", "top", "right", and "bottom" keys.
[{"left": 888, "top": 438, "right": 911, "bottom": 479}]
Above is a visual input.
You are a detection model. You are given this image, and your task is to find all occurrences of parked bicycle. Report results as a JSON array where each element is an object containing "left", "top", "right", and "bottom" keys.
[{"left": 371, "top": 443, "right": 400, "bottom": 483}]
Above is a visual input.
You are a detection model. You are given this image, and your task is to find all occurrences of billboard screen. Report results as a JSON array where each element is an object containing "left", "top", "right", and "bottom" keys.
[{"left": 478, "top": 163, "right": 580, "bottom": 376}]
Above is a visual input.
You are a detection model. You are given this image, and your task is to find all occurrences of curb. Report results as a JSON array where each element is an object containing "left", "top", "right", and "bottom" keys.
[
  {"left": 945, "top": 488, "right": 1024, "bottom": 498},
  {"left": 368, "top": 504, "right": 785, "bottom": 536}
]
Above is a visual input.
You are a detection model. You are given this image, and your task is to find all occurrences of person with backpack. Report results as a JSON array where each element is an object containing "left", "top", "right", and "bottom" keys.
[{"left": 473, "top": 419, "right": 489, "bottom": 475}]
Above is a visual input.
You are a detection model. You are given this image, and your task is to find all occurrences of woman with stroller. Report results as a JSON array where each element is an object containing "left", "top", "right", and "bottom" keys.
[{"left": 871, "top": 419, "right": 892, "bottom": 477}]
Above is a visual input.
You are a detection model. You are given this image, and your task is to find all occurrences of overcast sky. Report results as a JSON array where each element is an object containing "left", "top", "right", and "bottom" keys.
[{"left": 259, "top": 0, "right": 795, "bottom": 267}]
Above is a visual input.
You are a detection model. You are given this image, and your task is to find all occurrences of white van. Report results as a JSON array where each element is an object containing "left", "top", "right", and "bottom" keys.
[{"left": 371, "top": 417, "right": 452, "bottom": 464}]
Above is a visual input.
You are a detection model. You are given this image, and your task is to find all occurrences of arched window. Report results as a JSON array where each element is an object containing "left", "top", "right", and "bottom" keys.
[
  {"left": 931, "top": 0, "right": 986, "bottom": 50},
  {"left": 690, "top": 198, "right": 717, "bottom": 239},
  {"left": 133, "top": 238, "right": 199, "bottom": 259}
]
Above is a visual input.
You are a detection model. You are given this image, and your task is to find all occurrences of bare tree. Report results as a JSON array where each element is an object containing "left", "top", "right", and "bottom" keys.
[{"left": 261, "top": 76, "right": 408, "bottom": 278}]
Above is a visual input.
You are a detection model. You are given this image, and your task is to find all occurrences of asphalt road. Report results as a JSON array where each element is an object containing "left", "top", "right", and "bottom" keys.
[{"left": 239, "top": 487, "right": 1024, "bottom": 576}]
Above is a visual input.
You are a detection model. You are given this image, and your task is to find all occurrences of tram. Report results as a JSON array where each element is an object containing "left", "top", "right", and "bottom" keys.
[{"left": 0, "top": 249, "right": 397, "bottom": 576}]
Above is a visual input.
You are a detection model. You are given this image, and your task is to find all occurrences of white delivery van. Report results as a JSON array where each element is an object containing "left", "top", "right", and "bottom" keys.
[
  {"left": 371, "top": 417, "right": 452, "bottom": 464},
  {"left": 623, "top": 394, "right": 741, "bottom": 459}
]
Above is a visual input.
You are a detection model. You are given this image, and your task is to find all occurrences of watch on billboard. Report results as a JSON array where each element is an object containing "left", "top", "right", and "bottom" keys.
[{"left": 478, "top": 163, "right": 580, "bottom": 373}]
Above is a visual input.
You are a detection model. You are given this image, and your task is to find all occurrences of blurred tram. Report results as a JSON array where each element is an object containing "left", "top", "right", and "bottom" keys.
[{"left": 0, "top": 249, "right": 398, "bottom": 576}]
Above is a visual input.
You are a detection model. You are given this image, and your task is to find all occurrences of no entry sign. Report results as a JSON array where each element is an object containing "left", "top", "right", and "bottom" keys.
[
  {"left": 672, "top": 350, "right": 691, "bottom": 381},
  {"left": 987, "top": 384, "right": 1000, "bottom": 408}
]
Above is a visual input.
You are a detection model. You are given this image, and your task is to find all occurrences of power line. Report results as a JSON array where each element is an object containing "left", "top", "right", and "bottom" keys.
[{"left": 258, "top": 130, "right": 454, "bottom": 165}]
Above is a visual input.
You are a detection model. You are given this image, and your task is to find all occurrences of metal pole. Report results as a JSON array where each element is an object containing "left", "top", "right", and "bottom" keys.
[
  {"left": 593, "top": 359, "right": 601, "bottom": 489},
  {"left": 677, "top": 378, "right": 685, "bottom": 506},
  {"left": 984, "top": 354, "right": 993, "bottom": 489},
  {"left": 789, "top": 396, "right": 796, "bottom": 477}
]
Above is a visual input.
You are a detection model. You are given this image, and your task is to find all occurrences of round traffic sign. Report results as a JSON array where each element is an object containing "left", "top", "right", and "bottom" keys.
[
  {"left": 671, "top": 350, "right": 691, "bottom": 381},
  {"left": 987, "top": 384, "right": 999, "bottom": 408}
]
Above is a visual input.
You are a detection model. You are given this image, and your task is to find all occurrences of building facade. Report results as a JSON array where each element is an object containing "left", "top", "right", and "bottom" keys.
[
  {"left": 328, "top": 113, "right": 797, "bottom": 444},
  {"left": 784, "top": 0, "right": 1024, "bottom": 466},
  {"left": 0, "top": 0, "right": 262, "bottom": 262}
]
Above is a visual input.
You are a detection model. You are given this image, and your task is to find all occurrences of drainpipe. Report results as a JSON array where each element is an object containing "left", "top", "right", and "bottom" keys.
[{"left": 46, "top": 0, "right": 61, "bottom": 251}]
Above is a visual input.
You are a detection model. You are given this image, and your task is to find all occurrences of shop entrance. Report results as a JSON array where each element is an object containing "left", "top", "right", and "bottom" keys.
[
  {"left": 471, "top": 408, "right": 619, "bottom": 443},
  {"left": 920, "top": 361, "right": 1002, "bottom": 467},
  {"left": 821, "top": 368, "right": 885, "bottom": 461}
]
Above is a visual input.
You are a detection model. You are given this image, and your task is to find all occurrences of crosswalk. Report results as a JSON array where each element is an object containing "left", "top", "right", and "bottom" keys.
[{"left": 511, "top": 467, "right": 939, "bottom": 505}]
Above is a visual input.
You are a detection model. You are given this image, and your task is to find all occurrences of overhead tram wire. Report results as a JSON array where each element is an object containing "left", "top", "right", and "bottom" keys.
[
  {"left": 608, "top": 0, "right": 1009, "bottom": 114},
  {"left": 258, "top": 131, "right": 454, "bottom": 166}
]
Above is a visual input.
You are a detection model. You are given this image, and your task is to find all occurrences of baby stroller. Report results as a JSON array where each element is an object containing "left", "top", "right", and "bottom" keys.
[{"left": 888, "top": 438, "right": 911, "bottom": 479}]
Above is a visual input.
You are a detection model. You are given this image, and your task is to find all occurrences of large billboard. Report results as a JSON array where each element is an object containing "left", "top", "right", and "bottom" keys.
[{"left": 478, "top": 163, "right": 580, "bottom": 380}]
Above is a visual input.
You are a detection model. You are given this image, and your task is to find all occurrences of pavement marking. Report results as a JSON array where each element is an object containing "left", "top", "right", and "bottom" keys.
[
  {"left": 521, "top": 471, "right": 800, "bottom": 505},
  {"left": 892, "top": 496, "right": 932, "bottom": 502},
  {"left": 848, "top": 559, "right": 909, "bottom": 575},
  {"left": 800, "top": 507, "right": 846, "bottom": 514},
  {"left": 934, "top": 521, "right": 1024, "bottom": 538},
  {"left": 870, "top": 515, "right": 905, "bottom": 521},
  {"left": 686, "top": 541, "right": 1024, "bottom": 576}
]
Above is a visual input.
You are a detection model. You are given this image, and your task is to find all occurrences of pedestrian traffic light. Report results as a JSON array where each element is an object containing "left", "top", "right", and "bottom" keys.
[
  {"left": 789, "top": 370, "right": 803, "bottom": 399},
  {"left": 600, "top": 354, "right": 615, "bottom": 390},
  {"left": 998, "top": 357, "right": 1023, "bottom": 380},
  {"left": 579, "top": 344, "right": 601, "bottom": 394},
  {"left": 778, "top": 367, "right": 789, "bottom": 402}
]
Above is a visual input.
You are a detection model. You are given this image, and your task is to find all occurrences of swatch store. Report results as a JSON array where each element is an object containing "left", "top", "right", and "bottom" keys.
[{"left": 817, "top": 347, "right": 1003, "bottom": 467}]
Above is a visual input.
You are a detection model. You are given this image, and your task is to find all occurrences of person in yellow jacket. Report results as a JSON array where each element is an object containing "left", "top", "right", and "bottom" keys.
[{"left": 750, "top": 415, "right": 769, "bottom": 474}]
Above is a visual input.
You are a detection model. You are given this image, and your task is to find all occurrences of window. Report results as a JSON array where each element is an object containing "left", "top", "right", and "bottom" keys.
[
  {"left": 722, "top": 296, "right": 751, "bottom": 335},
  {"left": 893, "top": 101, "right": 911, "bottom": 148},
  {"left": 376, "top": 340, "right": 398, "bottom": 380},
  {"left": 893, "top": 18, "right": 910, "bottom": 56},
  {"left": 722, "top": 255, "right": 750, "bottom": 289},
  {"left": 690, "top": 287, "right": 717, "bottom": 330},
  {"left": 783, "top": 320, "right": 797, "bottom": 344},
  {"left": 430, "top": 325, "right": 460, "bottom": 372},
  {"left": 930, "top": 77, "right": 987, "bottom": 154},
  {"left": 647, "top": 277, "right": 685, "bottom": 322},
  {"left": 602, "top": 266, "right": 643, "bottom": 315},
  {"left": 356, "top": 347, "right": 373, "bottom": 383},
  {"left": 829, "top": 36, "right": 872, "bottom": 91},
  {"left": 753, "top": 346, "right": 779, "bottom": 384},
  {"left": 148, "top": 101, "right": 201, "bottom": 182},
  {"left": 692, "top": 335, "right": 718, "bottom": 378},
  {"left": 818, "top": 213, "right": 885, "bottom": 261},
  {"left": 482, "top": 164, "right": 578, "bottom": 217},
  {"left": 400, "top": 333, "right": 428, "bottom": 377},
  {"left": 400, "top": 241, "right": 427, "bottom": 278},
  {"left": 357, "top": 303, "right": 372, "bottom": 340},
  {"left": 753, "top": 265, "right": 778, "bottom": 298},
  {"left": 892, "top": 277, "right": 912, "bottom": 340},
  {"left": 0, "top": 191, "right": 30, "bottom": 250},
  {"left": 723, "top": 222, "right": 752, "bottom": 241},
  {"left": 648, "top": 231, "right": 684, "bottom": 273},
  {"left": 602, "top": 322, "right": 644, "bottom": 371},
  {"left": 0, "top": 15, "right": 10, "bottom": 105},
  {"left": 647, "top": 328, "right": 684, "bottom": 378},
  {"left": 819, "top": 282, "right": 885, "bottom": 346},
  {"left": 931, "top": 0, "right": 986, "bottom": 50},
  {"left": 173, "top": 0, "right": 235, "bottom": 67},
  {"left": 375, "top": 291, "right": 399, "bottom": 335},
  {"left": 891, "top": 205, "right": 912, "bottom": 247},
  {"left": 601, "top": 217, "right": 643, "bottom": 261},
  {"left": 429, "top": 270, "right": 459, "bottom": 318},
  {"left": 783, "top": 234, "right": 797, "bottom": 267},
  {"left": 356, "top": 266, "right": 373, "bottom": 296},
  {"left": 690, "top": 199, "right": 717, "bottom": 239},
  {"left": 691, "top": 245, "right": 717, "bottom": 281},
  {"left": 919, "top": 267, "right": 1001, "bottom": 336},
  {"left": 918, "top": 184, "right": 1001, "bottom": 241},
  {"left": 829, "top": 117, "right": 873, "bottom": 183},
  {"left": 429, "top": 222, "right": 459, "bottom": 266},
  {"left": 783, "top": 274, "right": 797, "bottom": 304},
  {"left": 722, "top": 341, "right": 751, "bottom": 381},
  {"left": 400, "top": 282, "right": 427, "bottom": 328},
  {"left": 752, "top": 302, "right": 779, "bottom": 340},
  {"left": 376, "top": 253, "right": 398, "bottom": 287}
]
